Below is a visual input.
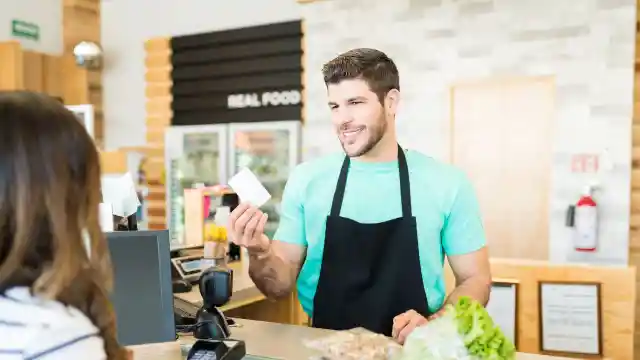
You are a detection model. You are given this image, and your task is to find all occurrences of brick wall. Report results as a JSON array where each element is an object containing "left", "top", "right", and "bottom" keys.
[{"left": 301, "top": 0, "right": 636, "bottom": 265}]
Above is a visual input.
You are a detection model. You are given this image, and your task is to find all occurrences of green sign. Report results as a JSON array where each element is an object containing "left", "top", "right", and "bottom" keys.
[{"left": 11, "top": 19, "right": 39, "bottom": 41}]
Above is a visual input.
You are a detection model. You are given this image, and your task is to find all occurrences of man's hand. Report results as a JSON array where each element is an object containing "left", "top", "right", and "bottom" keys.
[
  {"left": 228, "top": 202, "right": 270, "bottom": 255},
  {"left": 391, "top": 309, "right": 428, "bottom": 345},
  {"left": 427, "top": 307, "right": 446, "bottom": 321}
]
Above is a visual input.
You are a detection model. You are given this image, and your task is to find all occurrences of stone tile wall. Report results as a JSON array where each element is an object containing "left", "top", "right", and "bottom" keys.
[{"left": 300, "top": 0, "right": 637, "bottom": 264}]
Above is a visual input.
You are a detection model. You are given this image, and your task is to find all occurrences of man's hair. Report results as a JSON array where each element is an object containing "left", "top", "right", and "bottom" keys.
[{"left": 322, "top": 48, "right": 400, "bottom": 103}]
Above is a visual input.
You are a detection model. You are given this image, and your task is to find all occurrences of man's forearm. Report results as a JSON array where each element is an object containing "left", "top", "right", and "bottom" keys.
[
  {"left": 247, "top": 247, "right": 296, "bottom": 299},
  {"left": 445, "top": 276, "right": 491, "bottom": 307}
]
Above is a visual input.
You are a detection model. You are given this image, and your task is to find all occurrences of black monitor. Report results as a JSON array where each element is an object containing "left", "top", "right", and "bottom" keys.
[{"left": 106, "top": 230, "right": 175, "bottom": 346}]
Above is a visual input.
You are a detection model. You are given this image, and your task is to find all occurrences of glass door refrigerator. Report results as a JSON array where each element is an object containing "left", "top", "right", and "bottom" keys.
[
  {"left": 228, "top": 121, "right": 301, "bottom": 239},
  {"left": 165, "top": 125, "right": 228, "bottom": 244}
]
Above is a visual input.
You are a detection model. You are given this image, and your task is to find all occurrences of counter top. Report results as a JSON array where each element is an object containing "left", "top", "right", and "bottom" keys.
[{"left": 129, "top": 319, "right": 584, "bottom": 360}]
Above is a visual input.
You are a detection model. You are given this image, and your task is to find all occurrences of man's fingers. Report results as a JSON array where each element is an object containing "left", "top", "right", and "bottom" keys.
[
  {"left": 233, "top": 207, "right": 257, "bottom": 234},
  {"left": 391, "top": 313, "right": 410, "bottom": 339},
  {"left": 229, "top": 202, "right": 250, "bottom": 225},
  {"left": 242, "top": 211, "right": 263, "bottom": 245},
  {"left": 397, "top": 315, "right": 427, "bottom": 345},
  {"left": 255, "top": 213, "right": 268, "bottom": 236},
  {"left": 229, "top": 202, "right": 251, "bottom": 242}
]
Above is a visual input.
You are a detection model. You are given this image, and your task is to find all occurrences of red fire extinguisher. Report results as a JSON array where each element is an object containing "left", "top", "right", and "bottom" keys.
[{"left": 566, "top": 185, "right": 598, "bottom": 252}]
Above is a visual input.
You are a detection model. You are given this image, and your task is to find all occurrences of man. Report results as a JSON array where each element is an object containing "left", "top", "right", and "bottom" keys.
[{"left": 228, "top": 48, "right": 491, "bottom": 344}]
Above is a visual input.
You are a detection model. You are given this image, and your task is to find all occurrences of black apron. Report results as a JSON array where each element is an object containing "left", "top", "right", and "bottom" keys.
[{"left": 311, "top": 145, "right": 430, "bottom": 336}]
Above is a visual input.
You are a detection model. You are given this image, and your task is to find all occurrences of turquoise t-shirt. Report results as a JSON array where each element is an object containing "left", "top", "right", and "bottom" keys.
[{"left": 273, "top": 149, "right": 486, "bottom": 316}]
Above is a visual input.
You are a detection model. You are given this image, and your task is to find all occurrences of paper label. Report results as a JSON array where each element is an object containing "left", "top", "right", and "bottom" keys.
[
  {"left": 99, "top": 203, "right": 114, "bottom": 232},
  {"left": 228, "top": 168, "right": 271, "bottom": 208},
  {"left": 573, "top": 206, "right": 597, "bottom": 249}
]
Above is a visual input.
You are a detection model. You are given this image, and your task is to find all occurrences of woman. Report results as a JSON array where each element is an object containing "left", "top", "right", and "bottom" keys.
[{"left": 0, "top": 92, "right": 128, "bottom": 359}]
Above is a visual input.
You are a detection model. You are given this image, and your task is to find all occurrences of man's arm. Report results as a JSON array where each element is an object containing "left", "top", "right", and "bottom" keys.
[
  {"left": 441, "top": 171, "right": 492, "bottom": 308},
  {"left": 248, "top": 240, "right": 306, "bottom": 299},
  {"left": 445, "top": 247, "right": 491, "bottom": 306},
  {"left": 393, "top": 171, "right": 491, "bottom": 343},
  {"left": 247, "top": 165, "right": 309, "bottom": 299}
]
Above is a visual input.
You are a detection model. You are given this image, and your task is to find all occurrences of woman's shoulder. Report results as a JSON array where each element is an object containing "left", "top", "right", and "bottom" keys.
[{"left": 0, "top": 287, "right": 106, "bottom": 359}]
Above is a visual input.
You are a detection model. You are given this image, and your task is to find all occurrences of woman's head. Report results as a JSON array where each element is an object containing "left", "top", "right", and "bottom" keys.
[{"left": 0, "top": 91, "right": 126, "bottom": 359}]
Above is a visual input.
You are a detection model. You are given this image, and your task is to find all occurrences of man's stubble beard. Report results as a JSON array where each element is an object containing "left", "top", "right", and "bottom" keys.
[{"left": 340, "top": 114, "right": 387, "bottom": 158}]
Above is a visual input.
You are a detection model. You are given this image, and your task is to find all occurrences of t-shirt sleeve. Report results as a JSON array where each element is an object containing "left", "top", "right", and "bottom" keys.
[
  {"left": 441, "top": 171, "right": 487, "bottom": 256},
  {"left": 273, "top": 165, "right": 307, "bottom": 246}
]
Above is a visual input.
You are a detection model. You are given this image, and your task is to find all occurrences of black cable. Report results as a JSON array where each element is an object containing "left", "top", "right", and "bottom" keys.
[{"left": 175, "top": 320, "right": 227, "bottom": 337}]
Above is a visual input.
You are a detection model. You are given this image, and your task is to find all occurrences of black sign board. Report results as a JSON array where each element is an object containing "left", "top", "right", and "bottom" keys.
[{"left": 170, "top": 20, "right": 303, "bottom": 126}]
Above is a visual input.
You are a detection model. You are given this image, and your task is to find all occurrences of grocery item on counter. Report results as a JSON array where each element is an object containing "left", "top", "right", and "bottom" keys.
[
  {"left": 303, "top": 296, "right": 516, "bottom": 360},
  {"left": 304, "top": 327, "right": 401, "bottom": 360},
  {"left": 398, "top": 296, "right": 516, "bottom": 360}
]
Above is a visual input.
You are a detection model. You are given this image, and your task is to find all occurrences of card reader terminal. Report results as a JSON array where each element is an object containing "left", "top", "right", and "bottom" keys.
[{"left": 172, "top": 254, "right": 213, "bottom": 284}]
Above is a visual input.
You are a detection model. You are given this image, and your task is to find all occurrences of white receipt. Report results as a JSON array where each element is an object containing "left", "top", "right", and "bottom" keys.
[{"left": 228, "top": 168, "right": 271, "bottom": 208}]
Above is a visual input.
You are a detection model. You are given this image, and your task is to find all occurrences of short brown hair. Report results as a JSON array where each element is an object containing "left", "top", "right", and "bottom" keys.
[{"left": 322, "top": 48, "right": 400, "bottom": 102}]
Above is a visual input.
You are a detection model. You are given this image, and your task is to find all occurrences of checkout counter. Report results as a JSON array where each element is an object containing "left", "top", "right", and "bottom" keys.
[
  {"left": 128, "top": 319, "right": 588, "bottom": 360},
  {"left": 109, "top": 228, "right": 628, "bottom": 359},
  {"left": 161, "top": 252, "right": 625, "bottom": 359},
  {"left": 130, "top": 253, "right": 598, "bottom": 359}
]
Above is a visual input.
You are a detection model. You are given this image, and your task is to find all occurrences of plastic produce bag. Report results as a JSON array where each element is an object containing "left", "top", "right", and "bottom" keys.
[
  {"left": 396, "top": 314, "right": 475, "bottom": 360},
  {"left": 397, "top": 297, "right": 516, "bottom": 360},
  {"left": 304, "top": 297, "right": 516, "bottom": 360},
  {"left": 304, "top": 327, "right": 402, "bottom": 360}
]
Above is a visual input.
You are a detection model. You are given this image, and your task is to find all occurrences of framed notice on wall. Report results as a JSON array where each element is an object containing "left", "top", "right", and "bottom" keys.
[
  {"left": 66, "top": 104, "right": 95, "bottom": 139},
  {"left": 486, "top": 281, "right": 518, "bottom": 346},
  {"left": 538, "top": 281, "right": 602, "bottom": 356}
]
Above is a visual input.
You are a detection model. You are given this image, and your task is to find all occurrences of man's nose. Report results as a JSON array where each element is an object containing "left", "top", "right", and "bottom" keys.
[{"left": 335, "top": 109, "right": 354, "bottom": 127}]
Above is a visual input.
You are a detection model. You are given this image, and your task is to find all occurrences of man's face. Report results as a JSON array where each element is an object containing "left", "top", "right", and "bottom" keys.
[{"left": 327, "top": 79, "right": 388, "bottom": 157}]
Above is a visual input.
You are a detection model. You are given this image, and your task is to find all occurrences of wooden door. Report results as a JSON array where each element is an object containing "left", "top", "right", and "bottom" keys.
[{"left": 450, "top": 77, "right": 554, "bottom": 260}]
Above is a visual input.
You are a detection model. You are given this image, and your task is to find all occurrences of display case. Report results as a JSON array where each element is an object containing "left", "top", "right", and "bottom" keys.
[
  {"left": 165, "top": 121, "right": 300, "bottom": 244},
  {"left": 165, "top": 125, "right": 228, "bottom": 244},
  {"left": 228, "top": 121, "right": 301, "bottom": 238}
]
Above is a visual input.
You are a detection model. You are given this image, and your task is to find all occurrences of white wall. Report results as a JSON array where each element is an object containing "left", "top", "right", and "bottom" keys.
[
  {"left": 0, "top": 0, "right": 62, "bottom": 54},
  {"left": 101, "top": 0, "right": 302, "bottom": 149},
  {"left": 301, "top": 0, "right": 636, "bottom": 265}
]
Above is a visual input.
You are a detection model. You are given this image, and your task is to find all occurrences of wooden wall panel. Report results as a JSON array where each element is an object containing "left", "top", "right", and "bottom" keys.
[
  {"left": 0, "top": 42, "right": 24, "bottom": 90},
  {"left": 62, "top": 0, "right": 103, "bottom": 146},
  {"left": 445, "top": 260, "right": 635, "bottom": 359},
  {"left": 630, "top": 2, "right": 640, "bottom": 356},
  {"left": 22, "top": 51, "right": 45, "bottom": 92},
  {"left": 144, "top": 38, "right": 172, "bottom": 230}
]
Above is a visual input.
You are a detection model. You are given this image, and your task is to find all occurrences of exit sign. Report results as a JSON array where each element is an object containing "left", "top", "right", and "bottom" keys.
[
  {"left": 571, "top": 154, "right": 599, "bottom": 173},
  {"left": 11, "top": 19, "right": 39, "bottom": 41}
]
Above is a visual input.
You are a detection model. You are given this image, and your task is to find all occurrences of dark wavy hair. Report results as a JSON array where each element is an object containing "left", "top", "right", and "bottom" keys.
[{"left": 322, "top": 48, "right": 400, "bottom": 103}]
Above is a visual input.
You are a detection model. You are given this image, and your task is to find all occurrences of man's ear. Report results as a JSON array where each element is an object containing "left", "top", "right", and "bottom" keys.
[{"left": 385, "top": 89, "right": 401, "bottom": 116}]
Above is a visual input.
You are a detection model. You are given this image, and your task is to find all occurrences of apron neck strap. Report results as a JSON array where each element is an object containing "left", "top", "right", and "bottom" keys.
[{"left": 330, "top": 144, "right": 412, "bottom": 218}]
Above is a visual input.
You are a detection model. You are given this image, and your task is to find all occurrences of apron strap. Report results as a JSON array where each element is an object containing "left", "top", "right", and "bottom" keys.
[
  {"left": 397, "top": 144, "right": 412, "bottom": 218},
  {"left": 330, "top": 156, "right": 350, "bottom": 217},
  {"left": 330, "top": 144, "right": 412, "bottom": 218}
]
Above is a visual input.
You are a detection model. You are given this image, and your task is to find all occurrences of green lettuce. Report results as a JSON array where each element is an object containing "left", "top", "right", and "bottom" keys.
[
  {"left": 453, "top": 296, "right": 516, "bottom": 360},
  {"left": 397, "top": 296, "right": 516, "bottom": 360}
]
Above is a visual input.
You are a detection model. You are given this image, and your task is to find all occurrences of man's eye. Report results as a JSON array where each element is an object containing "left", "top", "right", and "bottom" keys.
[{"left": 350, "top": 101, "right": 363, "bottom": 105}]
